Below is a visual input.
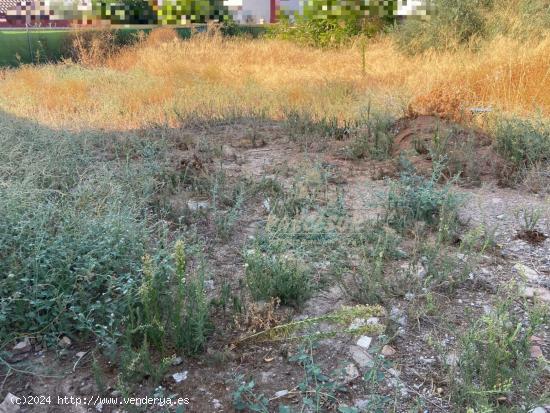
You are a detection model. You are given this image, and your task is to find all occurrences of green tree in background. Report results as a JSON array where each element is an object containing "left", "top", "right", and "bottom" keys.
[
  {"left": 300, "top": 0, "right": 397, "bottom": 20},
  {"left": 273, "top": 0, "right": 397, "bottom": 47},
  {"left": 87, "top": 0, "right": 229, "bottom": 25},
  {"left": 155, "top": 0, "right": 229, "bottom": 25}
]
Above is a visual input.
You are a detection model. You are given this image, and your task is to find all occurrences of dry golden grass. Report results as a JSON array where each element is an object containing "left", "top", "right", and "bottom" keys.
[{"left": 0, "top": 29, "right": 548, "bottom": 130}]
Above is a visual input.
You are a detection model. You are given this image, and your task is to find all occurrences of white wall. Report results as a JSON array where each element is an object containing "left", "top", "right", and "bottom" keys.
[
  {"left": 242, "top": 0, "right": 270, "bottom": 24},
  {"left": 225, "top": 0, "right": 271, "bottom": 24},
  {"left": 395, "top": 0, "right": 428, "bottom": 16}
]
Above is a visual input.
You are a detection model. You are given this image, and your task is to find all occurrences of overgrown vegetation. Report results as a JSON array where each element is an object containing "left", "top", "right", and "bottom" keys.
[
  {"left": 495, "top": 117, "right": 550, "bottom": 170},
  {"left": 1, "top": 10, "right": 549, "bottom": 412},
  {"left": 395, "top": 0, "right": 550, "bottom": 54},
  {"left": 450, "top": 296, "right": 547, "bottom": 411},
  {"left": 0, "top": 116, "right": 164, "bottom": 344},
  {"left": 383, "top": 164, "right": 463, "bottom": 233}
]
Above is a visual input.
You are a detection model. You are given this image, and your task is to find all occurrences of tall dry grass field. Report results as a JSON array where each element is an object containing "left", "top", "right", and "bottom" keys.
[{"left": 0, "top": 28, "right": 548, "bottom": 130}]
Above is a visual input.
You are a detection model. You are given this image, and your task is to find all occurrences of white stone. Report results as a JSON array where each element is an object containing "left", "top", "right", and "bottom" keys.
[
  {"left": 348, "top": 318, "right": 366, "bottom": 331},
  {"left": 0, "top": 393, "right": 20, "bottom": 413},
  {"left": 58, "top": 336, "right": 72, "bottom": 348},
  {"left": 172, "top": 371, "right": 188, "bottom": 383},
  {"left": 274, "top": 390, "right": 289, "bottom": 398},
  {"left": 12, "top": 338, "right": 31, "bottom": 354},
  {"left": 366, "top": 317, "right": 379, "bottom": 325},
  {"left": 187, "top": 199, "right": 209, "bottom": 211},
  {"left": 349, "top": 345, "right": 373, "bottom": 368},
  {"left": 381, "top": 345, "right": 396, "bottom": 357},
  {"left": 445, "top": 352, "right": 459, "bottom": 367},
  {"left": 514, "top": 263, "right": 539, "bottom": 282},
  {"left": 354, "top": 399, "right": 369, "bottom": 410},
  {"left": 171, "top": 356, "right": 183, "bottom": 366},
  {"left": 356, "top": 336, "right": 372, "bottom": 350},
  {"left": 343, "top": 363, "right": 359, "bottom": 382},
  {"left": 531, "top": 408, "right": 546, "bottom": 413}
]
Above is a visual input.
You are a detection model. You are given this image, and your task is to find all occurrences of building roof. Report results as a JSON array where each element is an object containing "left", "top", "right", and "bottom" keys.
[{"left": 0, "top": 0, "right": 19, "bottom": 16}]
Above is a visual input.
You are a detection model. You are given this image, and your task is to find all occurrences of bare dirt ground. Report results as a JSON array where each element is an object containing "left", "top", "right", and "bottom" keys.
[{"left": 2, "top": 117, "right": 549, "bottom": 413}]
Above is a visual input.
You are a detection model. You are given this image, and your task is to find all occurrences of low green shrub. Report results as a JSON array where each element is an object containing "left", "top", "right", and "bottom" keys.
[
  {"left": 383, "top": 165, "right": 463, "bottom": 233},
  {"left": 394, "top": 0, "right": 488, "bottom": 54},
  {"left": 495, "top": 116, "right": 550, "bottom": 169},
  {"left": 0, "top": 112, "right": 214, "bottom": 359},
  {"left": 269, "top": 12, "right": 389, "bottom": 48},
  {"left": 450, "top": 301, "right": 545, "bottom": 411},
  {"left": 0, "top": 117, "right": 169, "bottom": 344},
  {"left": 347, "top": 113, "right": 396, "bottom": 160},
  {"left": 340, "top": 223, "right": 402, "bottom": 304},
  {"left": 131, "top": 240, "right": 210, "bottom": 355},
  {"left": 245, "top": 250, "right": 311, "bottom": 307}
]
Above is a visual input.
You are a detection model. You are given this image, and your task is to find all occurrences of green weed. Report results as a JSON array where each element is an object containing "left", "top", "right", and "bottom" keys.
[
  {"left": 450, "top": 300, "right": 546, "bottom": 411},
  {"left": 383, "top": 165, "right": 463, "bottom": 234},
  {"left": 495, "top": 117, "right": 550, "bottom": 170},
  {"left": 245, "top": 249, "right": 311, "bottom": 307}
]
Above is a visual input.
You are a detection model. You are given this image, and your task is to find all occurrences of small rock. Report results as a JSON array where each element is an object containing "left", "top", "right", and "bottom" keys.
[
  {"left": 260, "top": 372, "right": 272, "bottom": 384},
  {"left": 530, "top": 345, "right": 544, "bottom": 359},
  {"left": 222, "top": 145, "right": 237, "bottom": 160},
  {"left": 521, "top": 286, "right": 536, "bottom": 298},
  {"left": 171, "top": 356, "right": 183, "bottom": 366},
  {"left": 110, "top": 390, "right": 121, "bottom": 397},
  {"left": 343, "top": 363, "right": 359, "bottom": 383},
  {"left": 417, "top": 265, "right": 427, "bottom": 278},
  {"left": 445, "top": 352, "right": 459, "bottom": 367},
  {"left": 80, "top": 383, "right": 94, "bottom": 394},
  {"left": 354, "top": 399, "right": 369, "bottom": 410},
  {"left": 349, "top": 318, "right": 366, "bottom": 331},
  {"left": 58, "top": 336, "right": 72, "bottom": 349},
  {"left": 388, "top": 377, "right": 408, "bottom": 397},
  {"left": 534, "top": 287, "right": 550, "bottom": 303},
  {"left": 522, "top": 286, "right": 550, "bottom": 302},
  {"left": 187, "top": 199, "right": 209, "bottom": 211},
  {"left": 172, "top": 371, "right": 188, "bottom": 383},
  {"left": 390, "top": 307, "right": 407, "bottom": 327},
  {"left": 204, "top": 280, "right": 215, "bottom": 290},
  {"left": 387, "top": 368, "right": 401, "bottom": 377},
  {"left": 356, "top": 336, "right": 372, "bottom": 350},
  {"left": 381, "top": 345, "right": 396, "bottom": 357},
  {"left": 0, "top": 393, "right": 20, "bottom": 413},
  {"left": 212, "top": 399, "right": 222, "bottom": 409},
  {"left": 366, "top": 317, "right": 379, "bottom": 325},
  {"left": 349, "top": 345, "right": 373, "bottom": 369},
  {"left": 274, "top": 390, "right": 289, "bottom": 398},
  {"left": 531, "top": 408, "right": 546, "bottom": 413},
  {"left": 514, "top": 263, "right": 539, "bottom": 282},
  {"left": 419, "top": 356, "right": 435, "bottom": 364},
  {"left": 12, "top": 339, "right": 31, "bottom": 354},
  {"left": 496, "top": 214, "right": 505, "bottom": 220},
  {"left": 95, "top": 403, "right": 103, "bottom": 412}
]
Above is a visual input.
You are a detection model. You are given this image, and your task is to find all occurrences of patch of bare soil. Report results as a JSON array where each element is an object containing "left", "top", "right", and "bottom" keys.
[
  {"left": 516, "top": 229, "right": 548, "bottom": 245},
  {"left": 372, "top": 115, "right": 504, "bottom": 185}
]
